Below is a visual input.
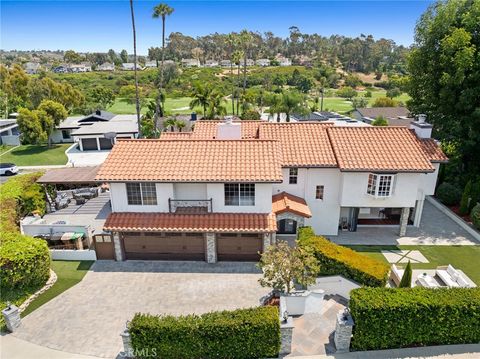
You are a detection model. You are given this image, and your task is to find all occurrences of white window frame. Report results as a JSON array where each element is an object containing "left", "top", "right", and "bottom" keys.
[
  {"left": 366, "top": 173, "right": 395, "bottom": 198},
  {"left": 289, "top": 168, "right": 298, "bottom": 184},
  {"left": 315, "top": 185, "right": 324, "bottom": 200},
  {"left": 126, "top": 182, "right": 158, "bottom": 205},
  {"left": 224, "top": 183, "right": 255, "bottom": 206}
]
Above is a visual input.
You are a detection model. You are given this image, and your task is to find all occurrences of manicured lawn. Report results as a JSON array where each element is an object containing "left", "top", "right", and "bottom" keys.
[
  {"left": 347, "top": 245, "right": 480, "bottom": 285},
  {"left": 21, "top": 260, "right": 94, "bottom": 317},
  {"left": 0, "top": 144, "right": 15, "bottom": 155},
  {"left": 0, "top": 144, "right": 70, "bottom": 166}
]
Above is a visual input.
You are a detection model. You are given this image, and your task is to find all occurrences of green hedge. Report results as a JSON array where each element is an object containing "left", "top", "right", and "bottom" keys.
[
  {"left": 297, "top": 227, "right": 389, "bottom": 287},
  {"left": 129, "top": 306, "right": 280, "bottom": 359},
  {"left": 350, "top": 287, "right": 480, "bottom": 351},
  {"left": 0, "top": 233, "right": 50, "bottom": 290},
  {"left": 436, "top": 182, "right": 462, "bottom": 206},
  {"left": 471, "top": 203, "right": 480, "bottom": 230}
]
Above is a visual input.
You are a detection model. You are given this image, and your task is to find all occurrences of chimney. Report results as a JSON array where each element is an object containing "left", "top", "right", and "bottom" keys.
[
  {"left": 190, "top": 112, "right": 197, "bottom": 121},
  {"left": 95, "top": 109, "right": 101, "bottom": 116},
  {"left": 216, "top": 116, "right": 241, "bottom": 139},
  {"left": 409, "top": 114, "right": 433, "bottom": 139}
]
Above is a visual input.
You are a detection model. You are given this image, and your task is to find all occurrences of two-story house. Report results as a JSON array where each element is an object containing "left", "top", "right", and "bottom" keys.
[{"left": 96, "top": 119, "right": 447, "bottom": 262}]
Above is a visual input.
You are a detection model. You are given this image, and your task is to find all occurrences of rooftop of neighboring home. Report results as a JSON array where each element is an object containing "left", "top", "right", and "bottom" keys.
[
  {"left": 57, "top": 110, "right": 138, "bottom": 136},
  {"left": 355, "top": 107, "right": 413, "bottom": 126},
  {"left": 98, "top": 120, "right": 447, "bottom": 182}
]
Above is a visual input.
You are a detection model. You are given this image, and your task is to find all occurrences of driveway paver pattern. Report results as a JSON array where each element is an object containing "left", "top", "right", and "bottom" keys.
[{"left": 13, "top": 261, "right": 269, "bottom": 358}]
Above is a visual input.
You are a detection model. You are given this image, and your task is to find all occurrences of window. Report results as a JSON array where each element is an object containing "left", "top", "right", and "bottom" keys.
[
  {"left": 366, "top": 174, "right": 395, "bottom": 198},
  {"left": 62, "top": 130, "right": 71, "bottom": 139},
  {"left": 289, "top": 168, "right": 298, "bottom": 184},
  {"left": 224, "top": 183, "right": 255, "bottom": 206},
  {"left": 126, "top": 182, "right": 157, "bottom": 205},
  {"left": 277, "top": 219, "right": 297, "bottom": 234},
  {"left": 315, "top": 185, "right": 324, "bottom": 200}
]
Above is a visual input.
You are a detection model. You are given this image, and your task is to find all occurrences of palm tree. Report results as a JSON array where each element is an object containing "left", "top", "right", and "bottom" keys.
[
  {"left": 239, "top": 30, "right": 252, "bottom": 106},
  {"left": 163, "top": 117, "right": 177, "bottom": 132},
  {"left": 129, "top": 0, "right": 141, "bottom": 137},
  {"left": 190, "top": 83, "right": 212, "bottom": 119},
  {"left": 207, "top": 92, "right": 227, "bottom": 119},
  {"left": 176, "top": 120, "right": 186, "bottom": 132},
  {"left": 280, "top": 91, "right": 308, "bottom": 122},
  {"left": 225, "top": 33, "right": 238, "bottom": 115},
  {"left": 266, "top": 93, "right": 282, "bottom": 122},
  {"left": 232, "top": 50, "right": 243, "bottom": 116}
]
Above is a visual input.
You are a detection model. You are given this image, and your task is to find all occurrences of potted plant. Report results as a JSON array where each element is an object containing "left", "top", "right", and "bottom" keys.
[{"left": 258, "top": 241, "right": 319, "bottom": 315}]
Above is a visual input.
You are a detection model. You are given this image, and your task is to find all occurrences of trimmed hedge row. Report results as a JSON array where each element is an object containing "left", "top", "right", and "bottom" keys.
[
  {"left": 0, "top": 233, "right": 50, "bottom": 290},
  {"left": 350, "top": 287, "right": 480, "bottom": 351},
  {"left": 129, "top": 306, "right": 280, "bottom": 359},
  {"left": 297, "top": 227, "right": 389, "bottom": 287}
]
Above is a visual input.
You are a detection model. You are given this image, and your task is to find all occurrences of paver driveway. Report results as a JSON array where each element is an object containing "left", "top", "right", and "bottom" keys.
[{"left": 13, "top": 261, "right": 269, "bottom": 358}]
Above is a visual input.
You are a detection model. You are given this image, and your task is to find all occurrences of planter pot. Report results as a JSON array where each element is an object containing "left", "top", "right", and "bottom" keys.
[{"left": 282, "top": 290, "right": 310, "bottom": 316}]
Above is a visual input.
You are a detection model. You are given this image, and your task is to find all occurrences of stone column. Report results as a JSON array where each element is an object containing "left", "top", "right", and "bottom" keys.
[
  {"left": 334, "top": 309, "right": 354, "bottom": 353},
  {"left": 398, "top": 207, "right": 410, "bottom": 236},
  {"left": 2, "top": 304, "right": 21, "bottom": 332},
  {"left": 113, "top": 232, "right": 124, "bottom": 261},
  {"left": 206, "top": 233, "right": 217, "bottom": 264},
  {"left": 262, "top": 233, "right": 272, "bottom": 252},
  {"left": 413, "top": 199, "right": 424, "bottom": 227},
  {"left": 120, "top": 328, "right": 134, "bottom": 358},
  {"left": 280, "top": 316, "right": 294, "bottom": 355}
]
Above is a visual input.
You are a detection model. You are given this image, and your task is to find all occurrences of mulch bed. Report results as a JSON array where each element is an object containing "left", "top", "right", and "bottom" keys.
[{"left": 449, "top": 204, "right": 473, "bottom": 224}]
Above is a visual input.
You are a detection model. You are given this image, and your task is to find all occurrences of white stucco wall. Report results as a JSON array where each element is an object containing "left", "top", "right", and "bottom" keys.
[
  {"left": 51, "top": 129, "right": 74, "bottom": 143},
  {"left": 109, "top": 182, "right": 173, "bottom": 212},
  {"left": 418, "top": 163, "right": 440, "bottom": 197},
  {"left": 174, "top": 183, "right": 207, "bottom": 199},
  {"left": 207, "top": 183, "right": 273, "bottom": 213},
  {"left": 339, "top": 172, "right": 421, "bottom": 208}
]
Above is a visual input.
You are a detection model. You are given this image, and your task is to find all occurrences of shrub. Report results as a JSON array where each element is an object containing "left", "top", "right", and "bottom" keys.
[
  {"left": 471, "top": 204, "right": 480, "bottom": 230},
  {"left": 372, "top": 97, "right": 398, "bottom": 107},
  {"left": 372, "top": 116, "right": 388, "bottom": 126},
  {"left": 398, "top": 261, "right": 412, "bottom": 288},
  {"left": 0, "top": 233, "right": 50, "bottom": 291},
  {"left": 336, "top": 86, "right": 357, "bottom": 100},
  {"left": 436, "top": 182, "right": 462, "bottom": 206},
  {"left": 297, "top": 227, "right": 389, "bottom": 287},
  {"left": 129, "top": 306, "right": 280, "bottom": 359},
  {"left": 459, "top": 180, "right": 472, "bottom": 215},
  {"left": 350, "top": 287, "right": 480, "bottom": 351},
  {"left": 240, "top": 110, "right": 261, "bottom": 121}
]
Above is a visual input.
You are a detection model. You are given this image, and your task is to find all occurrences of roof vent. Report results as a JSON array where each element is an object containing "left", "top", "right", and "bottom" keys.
[
  {"left": 418, "top": 114, "right": 426, "bottom": 123},
  {"left": 95, "top": 109, "right": 101, "bottom": 116},
  {"left": 224, "top": 116, "right": 234, "bottom": 125}
]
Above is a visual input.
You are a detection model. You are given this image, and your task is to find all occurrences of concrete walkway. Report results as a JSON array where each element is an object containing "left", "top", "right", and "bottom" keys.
[
  {"left": 12, "top": 261, "right": 268, "bottom": 358},
  {"left": 331, "top": 200, "right": 479, "bottom": 246}
]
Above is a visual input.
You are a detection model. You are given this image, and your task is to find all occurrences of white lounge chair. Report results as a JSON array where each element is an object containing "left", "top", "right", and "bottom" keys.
[
  {"left": 435, "top": 265, "right": 474, "bottom": 288},
  {"left": 417, "top": 274, "right": 440, "bottom": 288}
]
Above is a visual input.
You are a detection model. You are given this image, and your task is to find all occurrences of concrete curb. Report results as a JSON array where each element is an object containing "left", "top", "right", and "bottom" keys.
[{"left": 426, "top": 196, "right": 480, "bottom": 243}]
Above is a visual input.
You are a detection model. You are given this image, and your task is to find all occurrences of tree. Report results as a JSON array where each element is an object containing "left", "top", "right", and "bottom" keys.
[
  {"left": 108, "top": 49, "right": 117, "bottom": 63},
  {"left": 352, "top": 97, "right": 369, "bottom": 109},
  {"left": 190, "top": 83, "right": 213, "bottom": 119},
  {"left": 459, "top": 180, "right": 472, "bottom": 215},
  {"left": 258, "top": 241, "right": 319, "bottom": 294},
  {"left": 16, "top": 108, "right": 46, "bottom": 144},
  {"left": 407, "top": 0, "right": 480, "bottom": 177},
  {"left": 344, "top": 74, "right": 362, "bottom": 88},
  {"left": 64, "top": 50, "right": 82, "bottom": 64},
  {"left": 88, "top": 86, "right": 115, "bottom": 110},
  {"left": 120, "top": 49, "right": 129, "bottom": 63},
  {"left": 337, "top": 86, "right": 357, "bottom": 100},
  {"left": 152, "top": 3, "right": 174, "bottom": 127},
  {"left": 206, "top": 92, "right": 226, "bottom": 119},
  {"left": 372, "top": 97, "right": 398, "bottom": 107},
  {"left": 37, "top": 100, "right": 68, "bottom": 146},
  {"left": 386, "top": 87, "right": 402, "bottom": 98},
  {"left": 398, "top": 261, "right": 412, "bottom": 288},
  {"left": 176, "top": 120, "right": 186, "bottom": 132},
  {"left": 129, "top": 0, "right": 142, "bottom": 138},
  {"left": 239, "top": 30, "right": 253, "bottom": 106},
  {"left": 372, "top": 116, "right": 388, "bottom": 126},
  {"left": 163, "top": 117, "right": 177, "bottom": 131},
  {"left": 280, "top": 91, "right": 308, "bottom": 122}
]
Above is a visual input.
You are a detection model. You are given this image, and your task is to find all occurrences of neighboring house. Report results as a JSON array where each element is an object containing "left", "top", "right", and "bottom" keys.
[
  {"left": 69, "top": 63, "right": 92, "bottom": 73},
  {"left": 246, "top": 59, "right": 255, "bottom": 66},
  {"left": 220, "top": 60, "right": 231, "bottom": 68},
  {"left": 255, "top": 59, "right": 270, "bottom": 67},
  {"left": 95, "top": 118, "right": 447, "bottom": 262},
  {"left": 181, "top": 58, "right": 201, "bottom": 67},
  {"left": 24, "top": 62, "right": 40, "bottom": 74},
  {"left": 205, "top": 60, "right": 219, "bottom": 67},
  {"left": 352, "top": 107, "right": 414, "bottom": 126},
  {"left": 278, "top": 57, "right": 292, "bottom": 66},
  {"left": 52, "top": 110, "right": 139, "bottom": 151},
  {"left": 144, "top": 61, "right": 157, "bottom": 68},
  {"left": 121, "top": 63, "right": 138, "bottom": 71},
  {"left": 291, "top": 111, "right": 352, "bottom": 122},
  {"left": 0, "top": 119, "right": 20, "bottom": 145},
  {"left": 52, "top": 65, "right": 69, "bottom": 73},
  {"left": 98, "top": 62, "right": 115, "bottom": 71}
]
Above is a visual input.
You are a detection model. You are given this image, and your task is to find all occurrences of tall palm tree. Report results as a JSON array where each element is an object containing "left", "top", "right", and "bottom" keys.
[
  {"left": 239, "top": 30, "right": 253, "bottom": 106},
  {"left": 207, "top": 92, "right": 227, "bottom": 119},
  {"left": 225, "top": 33, "right": 238, "bottom": 115},
  {"left": 232, "top": 50, "right": 243, "bottom": 116},
  {"left": 280, "top": 91, "right": 308, "bottom": 122},
  {"left": 129, "top": 0, "right": 141, "bottom": 137},
  {"left": 190, "top": 83, "right": 212, "bottom": 119},
  {"left": 152, "top": 3, "right": 174, "bottom": 90}
]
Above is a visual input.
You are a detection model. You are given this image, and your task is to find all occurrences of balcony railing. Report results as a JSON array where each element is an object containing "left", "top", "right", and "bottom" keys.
[{"left": 168, "top": 198, "right": 213, "bottom": 214}]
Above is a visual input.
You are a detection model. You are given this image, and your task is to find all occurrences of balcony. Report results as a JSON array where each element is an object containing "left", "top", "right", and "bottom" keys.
[{"left": 168, "top": 198, "right": 213, "bottom": 214}]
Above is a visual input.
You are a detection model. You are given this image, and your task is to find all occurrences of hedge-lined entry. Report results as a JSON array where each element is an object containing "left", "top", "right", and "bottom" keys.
[
  {"left": 129, "top": 306, "right": 280, "bottom": 359},
  {"left": 350, "top": 287, "right": 480, "bottom": 350},
  {"left": 297, "top": 227, "right": 389, "bottom": 287}
]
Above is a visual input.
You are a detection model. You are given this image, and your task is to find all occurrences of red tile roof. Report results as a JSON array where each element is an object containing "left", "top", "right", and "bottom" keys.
[
  {"left": 272, "top": 192, "right": 312, "bottom": 218},
  {"left": 327, "top": 126, "right": 435, "bottom": 172},
  {"left": 192, "top": 120, "right": 261, "bottom": 139},
  {"left": 258, "top": 123, "right": 337, "bottom": 167},
  {"left": 95, "top": 139, "right": 283, "bottom": 182},
  {"left": 416, "top": 138, "right": 449, "bottom": 163},
  {"left": 159, "top": 132, "right": 193, "bottom": 139},
  {"left": 104, "top": 212, "right": 277, "bottom": 232}
]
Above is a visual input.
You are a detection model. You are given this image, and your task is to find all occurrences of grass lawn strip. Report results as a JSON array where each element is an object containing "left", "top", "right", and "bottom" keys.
[
  {"left": 21, "top": 260, "right": 94, "bottom": 317},
  {"left": 0, "top": 144, "right": 70, "bottom": 166},
  {"left": 347, "top": 245, "right": 480, "bottom": 285},
  {"left": 0, "top": 145, "right": 18, "bottom": 156}
]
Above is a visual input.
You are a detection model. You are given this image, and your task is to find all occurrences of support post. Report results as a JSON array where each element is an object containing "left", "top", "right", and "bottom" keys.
[
  {"left": 262, "top": 233, "right": 272, "bottom": 252},
  {"left": 206, "top": 233, "right": 217, "bottom": 263},
  {"left": 2, "top": 304, "right": 21, "bottom": 332},
  {"left": 334, "top": 309, "right": 354, "bottom": 353},
  {"left": 398, "top": 207, "right": 410, "bottom": 236},
  {"left": 113, "top": 232, "right": 124, "bottom": 261},
  {"left": 413, "top": 200, "right": 424, "bottom": 227},
  {"left": 120, "top": 328, "right": 134, "bottom": 358}
]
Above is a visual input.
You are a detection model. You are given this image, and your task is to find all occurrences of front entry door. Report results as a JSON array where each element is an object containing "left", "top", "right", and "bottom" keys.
[{"left": 93, "top": 234, "right": 115, "bottom": 260}]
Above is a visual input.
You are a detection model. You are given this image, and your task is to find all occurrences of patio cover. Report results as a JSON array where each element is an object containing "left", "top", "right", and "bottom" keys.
[{"left": 37, "top": 166, "right": 101, "bottom": 185}]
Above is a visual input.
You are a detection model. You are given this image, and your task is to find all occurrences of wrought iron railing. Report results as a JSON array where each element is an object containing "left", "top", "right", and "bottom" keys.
[{"left": 168, "top": 198, "right": 213, "bottom": 213}]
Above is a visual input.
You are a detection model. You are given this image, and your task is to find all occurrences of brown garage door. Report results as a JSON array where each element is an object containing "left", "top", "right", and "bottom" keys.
[
  {"left": 122, "top": 232, "right": 205, "bottom": 260},
  {"left": 217, "top": 233, "right": 262, "bottom": 261},
  {"left": 99, "top": 138, "right": 113, "bottom": 150},
  {"left": 81, "top": 138, "right": 98, "bottom": 151},
  {"left": 93, "top": 234, "right": 115, "bottom": 260}
]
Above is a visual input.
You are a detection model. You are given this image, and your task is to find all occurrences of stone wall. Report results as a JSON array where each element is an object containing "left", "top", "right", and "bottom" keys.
[
  {"left": 113, "top": 232, "right": 123, "bottom": 261},
  {"left": 206, "top": 233, "right": 217, "bottom": 263},
  {"left": 334, "top": 309, "right": 354, "bottom": 353}
]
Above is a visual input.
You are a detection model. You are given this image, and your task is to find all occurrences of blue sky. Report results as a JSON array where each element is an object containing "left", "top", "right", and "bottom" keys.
[{"left": 1, "top": 1, "right": 432, "bottom": 55}]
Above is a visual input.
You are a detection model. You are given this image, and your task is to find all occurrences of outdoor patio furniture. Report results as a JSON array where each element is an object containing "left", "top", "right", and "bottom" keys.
[
  {"left": 72, "top": 187, "right": 99, "bottom": 199},
  {"left": 389, "top": 264, "right": 404, "bottom": 286},
  {"left": 435, "top": 265, "right": 474, "bottom": 288},
  {"left": 75, "top": 197, "right": 87, "bottom": 205},
  {"left": 416, "top": 273, "right": 440, "bottom": 288}
]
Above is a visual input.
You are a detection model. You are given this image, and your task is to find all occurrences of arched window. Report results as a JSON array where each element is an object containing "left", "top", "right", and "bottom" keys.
[{"left": 277, "top": 218, "right": 297, "bottom": 234}]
